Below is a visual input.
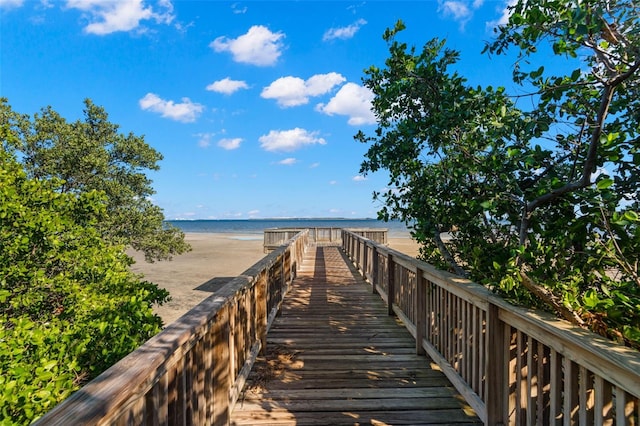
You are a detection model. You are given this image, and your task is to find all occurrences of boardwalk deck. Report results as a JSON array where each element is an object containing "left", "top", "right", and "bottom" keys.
[{"left": 231, "top": 244, "right": 481, "bottom": 426}]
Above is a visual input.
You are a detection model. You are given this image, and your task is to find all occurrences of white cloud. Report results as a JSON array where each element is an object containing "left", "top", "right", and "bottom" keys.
[
  {"left": 438, "top": 0, "right": 484, "bottom": 30},
  {"left": 352, "top": 175, "right": 367, "bottom": 182},
  {"left": 0, "top": 0, "right": 24, "bottom": 10},
  {"left": 329, "top": 180, "right": 338, "bottom": 185},
  {"left": 278, "top": 158, "right": 297, "bottom": 165},
  {"left": 486, "top": 0, "right": 517, "bottom": 30},
  {"left": 66, "top": 0, "right": 175, "bottom": 35},
  {"left": 259, "top": 128, "right": 326, "bottom": 152},
  {"left": 206, "top": 77, "right": 249, "bottom": 95},
  {"left": 218, "top": 138, "right": 243, "bottom": 150},
  {"left": 323, "top": 18, "right": 367, "bottom": 41},
  {"left": 196, "top": 132, "right": 213, "bottom": 148},
  {"left": 309, "top": 162, "right": 320, "bottom": 168},
  {"left": 261, "top": 72, "right": 345, "bottom": 107},
  {"left": 440, "top": 1, "right": 472, "bottom": 21},
  {"left": 210, "top": 25, "right": 285, "bottom": 66},
  {"left": 316, "top": 82, "right": 376, "bottom": 125},
  {"left": 139, "top": 93, "right": 204, "bottom": 122},
  {"left": 231, "top": 3, "right": 247, "bottom": 14}
]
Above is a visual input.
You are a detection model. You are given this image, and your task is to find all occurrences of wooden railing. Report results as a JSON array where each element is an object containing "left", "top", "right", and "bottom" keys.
[
  {"left": 263, "top": 227, "right": 387, "bottom": 252},
  {"left": 35, "top": 231, "right": 310, "bottom": 426},
  {"left": 342, "top": 230, "right": 640, "bottom": 425}
]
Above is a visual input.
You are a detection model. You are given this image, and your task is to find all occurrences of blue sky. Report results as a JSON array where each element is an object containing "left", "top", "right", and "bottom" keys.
[{"left": 1, "top": 0, "right": 519, "bottom": 220}]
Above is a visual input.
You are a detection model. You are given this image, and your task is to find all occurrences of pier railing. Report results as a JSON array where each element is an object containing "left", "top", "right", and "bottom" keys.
[
  {"left": 342, "top": 230, "right": 640, "bottom": 425},
  {"left": 263, "top": 227, "right": 387, "bottom": 252},
  {"left": 35, "top": 231, "right": 310, "bottom": 426}
]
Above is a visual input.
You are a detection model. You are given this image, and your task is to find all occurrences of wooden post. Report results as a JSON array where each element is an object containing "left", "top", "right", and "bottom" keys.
[
  {"left": 415, "top": 265, "right": 426, "bottom": 356},
  {"left": 371, "top": 246, "right": 379, "bottom": 294},
  {"left": 256, "top": 271, "right": 267, "bottom": 354},
  {"left": 387, "top": 253, "right": 395, "bottom": 316},
  {"left": 363, "top": 241, "right": 368, "bottom": 280},
  {"left": 485, "top": 302, "right": 506, "bottom": 426},
  {"left": 212, "top": 306, "right": 231, "bottom": 426}
]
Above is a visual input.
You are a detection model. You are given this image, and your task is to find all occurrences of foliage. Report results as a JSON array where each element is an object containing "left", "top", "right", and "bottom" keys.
[
  {"left": 357, "top": 1, "right": 640, "bottom": 349},
  {"left": 0, "top": 147, "right": 170, "bottom": 424},
  {"left": 1, "top": 98, "right": 190, "bottom": 262}
]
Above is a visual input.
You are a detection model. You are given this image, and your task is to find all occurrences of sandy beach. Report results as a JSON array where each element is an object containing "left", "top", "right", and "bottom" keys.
[{"left": 129, "top": 233, "right": 419, "bottom": 326}]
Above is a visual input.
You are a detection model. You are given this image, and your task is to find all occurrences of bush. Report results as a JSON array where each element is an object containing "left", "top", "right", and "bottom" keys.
[{"left": 0, "top": 150, "right": 169, "bottom": 424}]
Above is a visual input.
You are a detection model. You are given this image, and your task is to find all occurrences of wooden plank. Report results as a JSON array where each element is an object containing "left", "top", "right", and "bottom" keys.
[
  {"left": 231, "top": 245, "right": 480, "bottom": 426},
  {"left": 232, "top": 409, "right": 481, "bottom": 426}
]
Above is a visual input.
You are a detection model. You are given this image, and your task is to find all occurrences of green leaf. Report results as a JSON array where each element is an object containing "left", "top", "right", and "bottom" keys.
[
  {"left": 596, "top": 178, "right": 614, "bottom": 189},
  {"left": 623, "top": 210, "right": 639, "bottom": 222}
]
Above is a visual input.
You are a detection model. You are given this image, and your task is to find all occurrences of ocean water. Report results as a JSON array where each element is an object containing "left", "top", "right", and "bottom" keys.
[{"left": 166, "top": 218, "right": 412, "bottom": 238}]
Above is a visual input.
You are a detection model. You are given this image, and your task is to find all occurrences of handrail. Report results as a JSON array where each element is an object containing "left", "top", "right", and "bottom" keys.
[
  {"left": 342, "top": 230, "right": 640, "bottom": 425},
  {"left": 35, "top": 230, "right": 310, "bottom": 426},
  {"left": 263, "top": 227, "right": 387, "bottom": 252}
]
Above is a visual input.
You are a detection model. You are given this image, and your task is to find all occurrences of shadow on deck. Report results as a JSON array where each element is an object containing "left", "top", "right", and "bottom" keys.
[{"left": 231, "top": 245, "right": 481, "bottom": 425}]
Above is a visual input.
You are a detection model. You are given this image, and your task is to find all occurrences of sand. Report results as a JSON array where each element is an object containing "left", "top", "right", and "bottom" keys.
[{"left": 129, "top": 233, "right": 420, "bottom": 326}]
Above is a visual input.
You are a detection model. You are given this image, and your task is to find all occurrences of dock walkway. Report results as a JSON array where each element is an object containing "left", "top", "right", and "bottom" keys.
[{"left": 231, "top": 244, "right": 481, "bottom": 425}]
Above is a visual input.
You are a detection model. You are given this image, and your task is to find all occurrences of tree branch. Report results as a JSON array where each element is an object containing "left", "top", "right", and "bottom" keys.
[
  {"left": 433, "top": 229, "right": 469, "bottom": 278},
  {"left": 519, "top": 270, "right": 586, "bottom": 327}
]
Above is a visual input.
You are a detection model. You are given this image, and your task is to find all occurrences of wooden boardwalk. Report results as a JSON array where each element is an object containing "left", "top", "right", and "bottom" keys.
[{"left": 231, "top": 244, "right": 481, "bottom": 426}]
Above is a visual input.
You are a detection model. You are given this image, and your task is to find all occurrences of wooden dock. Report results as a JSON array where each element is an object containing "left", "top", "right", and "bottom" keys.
[
  {"left": 231, "top": 244, "right": 481, "bottom": 425},
  {"left": 36, "top": 229, "right": 639, "bottom": 425}
]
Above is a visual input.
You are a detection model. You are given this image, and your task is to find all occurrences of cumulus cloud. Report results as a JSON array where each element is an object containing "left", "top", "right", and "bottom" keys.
[
  {"left": 210, "top": 25, "right": 285, "bottom": 66},
  {"left": 259, "top": 128, "right": 326, "bottom": 152},
  {"left": 323, "top": 18, "right": 367, "bottom": 41},
  {"left": 195, "top": 132, "right": 213, "bottom": 148},
  {"left": 139, "top": 93, "right": 204, "bottom": 122},
  {"left": 352, "top": 175, "right": 367, "bottom": 182},
  {"left": 486, "top": 0, "right": 517, "bottom": 30},
  {"left": 231, "top": 3, "right": 247, "bottom": 14},
  {"left": 0, "top": 0, "right": 24, "bottom": 10},
  {"left": 218, "top": 138, "right": 243, "bottom": 150},
  {"left": 316, "top": 82, "right": 376, "bottom": 125},
  {"left": 66, "top": 0, "right": 175, "bottom": 35},
  {"left": 206, "top": 77, "right": 249, "bottom": 95},
  {"left": 261, "top": 72, "right": 345, "bottom": 107},
  {"left": 438, "top": 0, "right": 484, "bottom": 30},
  {"left": 278, "top": 158, "right": 297, "bottom": 165}
]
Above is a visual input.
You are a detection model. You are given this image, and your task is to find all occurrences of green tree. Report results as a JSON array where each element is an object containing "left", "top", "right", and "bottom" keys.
[
  {"left": 1, "top": 98, "right": 190, "bottom": 262},
  {"left": 357, "top": 1, "right": 640, "bottom": 348},
  {"left": 0, "top": 146, "right": 170, "bottom": 424}
]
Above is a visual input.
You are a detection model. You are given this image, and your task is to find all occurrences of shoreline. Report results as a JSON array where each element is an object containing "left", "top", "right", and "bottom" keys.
[{"left": 130, "top": 232, "right": 419, "bottom": 326}]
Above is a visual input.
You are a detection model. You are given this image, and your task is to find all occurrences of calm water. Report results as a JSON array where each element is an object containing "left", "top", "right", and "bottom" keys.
[{"left": 166, "top": 218, "right": 411, "bottom": 238}]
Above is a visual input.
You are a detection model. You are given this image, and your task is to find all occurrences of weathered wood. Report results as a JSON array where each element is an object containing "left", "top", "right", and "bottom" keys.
[
  {"left": 342, "top": 230, "right": 640, "bottom": 426},
  {"left": 263, "top": 227, "right": 387, "bottom": 253},
  {"left": 231, "top": 245, "right": 480, "bottom": 426},
  {"left": 35, "top": 232, "right": 310, "bottom": 426}
]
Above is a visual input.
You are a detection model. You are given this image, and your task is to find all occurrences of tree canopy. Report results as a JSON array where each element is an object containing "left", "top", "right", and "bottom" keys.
[
  {"left": 1, "top": 98, "right": 190, "bottom": 262},
  {"left": 0, "top": 147, "right": 170, "bottom": 423},
  {"left": 0, "top": 100, "right": 187, "bottom": 423},
  {"left": 357, "top": 0, "right": 640, "bottom": 348}
]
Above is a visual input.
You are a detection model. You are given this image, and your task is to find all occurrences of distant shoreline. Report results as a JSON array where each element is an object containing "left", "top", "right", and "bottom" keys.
[{"left": 131, "top": 232, "right": 419, "bottom": 325}]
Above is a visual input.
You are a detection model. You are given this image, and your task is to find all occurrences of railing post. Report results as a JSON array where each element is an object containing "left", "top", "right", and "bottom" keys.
[
  {"left": 372, "top": 246, "right": 379, "bottom": 294},
  {"left": 485, "top": 302, "right": 506, "bottom": 426},
  {"left": 387, "top": 253, "right": 395, "bottom": 316},
  {"left": 415, "top": 265, "right": 426, "bottom": 356},
  {"left": 363, "top": 241, "right": 368, "bottom": 280},
  {"left": 256, "top": 270, "right": 267, "bottom": 354},
  {"left": 212, "top": 305, "right": 231, "bottom": 426}
]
